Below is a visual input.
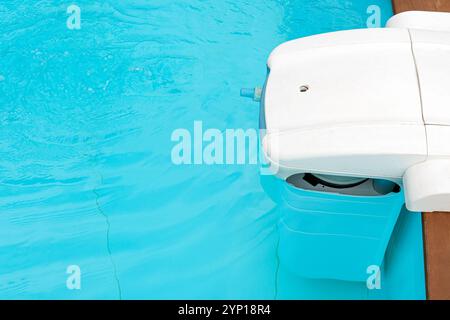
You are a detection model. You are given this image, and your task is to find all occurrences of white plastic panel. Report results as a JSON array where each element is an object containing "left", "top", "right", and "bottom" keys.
[
  {"left": 262, "top": 124, "right": 427, "bottom": 179},
  {"left": 264, "top": 28, "right": 423, "bottom": 133},
  {"left": 410, "top": 29, "right": 450, "bottom": 126},
  {"left": 387, "top": 11, "right": 450, "bottom": 32},
  {"left": 404, "top": 126, "right": 450, "bottom": 212},
  {"left": 404, "top": 160, "right": 450, "bottom": 212},
  {"left": 268, "top": 28, "right": 410, "bottom": 61},
  {"left": 426, "top": 125, "right": 450, "bottom": 158}
]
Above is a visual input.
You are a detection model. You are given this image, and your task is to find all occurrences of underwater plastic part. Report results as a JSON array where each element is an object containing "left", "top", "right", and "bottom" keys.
[
  {"left": 304, "top": 173, "right": 368, "bottom": 189},
  {"left": 286, "top": 173, "right": 399, "bottom": 196},
  {"left": 373, "top": 179, "right": 400, "bottom": 195},
  {"left": 261, "top": 174, "right": 404, "bottom": 282}
]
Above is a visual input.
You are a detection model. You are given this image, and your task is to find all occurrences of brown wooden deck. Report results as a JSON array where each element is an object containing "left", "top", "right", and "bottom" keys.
[
  {"left": 392, "top": 0, "right": 450, "bottom": 300},
  {"left": 392, "top": 0, "right": 450, "bottom": 12}
]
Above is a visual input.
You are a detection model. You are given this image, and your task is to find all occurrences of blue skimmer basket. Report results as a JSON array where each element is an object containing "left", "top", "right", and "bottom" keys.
[{"left": 262, "top": 176, "right": 404, "bottom": 282}]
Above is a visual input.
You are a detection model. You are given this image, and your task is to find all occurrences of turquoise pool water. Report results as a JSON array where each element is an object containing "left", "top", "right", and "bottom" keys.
[{"left": 0, "top": 0, "right": 424, "bottom": 299}]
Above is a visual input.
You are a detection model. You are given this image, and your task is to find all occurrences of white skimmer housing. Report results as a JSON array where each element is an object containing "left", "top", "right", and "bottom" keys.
[{"left": 261, "top": 11, "right": 450, "bottom": 212}]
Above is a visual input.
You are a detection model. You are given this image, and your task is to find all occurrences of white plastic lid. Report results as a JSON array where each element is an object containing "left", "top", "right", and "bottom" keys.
[
  {"left": 387, "top": 11, "right": 450, "bottom": 32},
  {"left": 404, "top": 160, "right": 450, "bottom": 212}
]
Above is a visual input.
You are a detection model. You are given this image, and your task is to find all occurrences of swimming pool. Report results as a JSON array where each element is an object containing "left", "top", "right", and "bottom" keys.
[{"left": 0, "top": 0, "right": 424, "bottom": 299}]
